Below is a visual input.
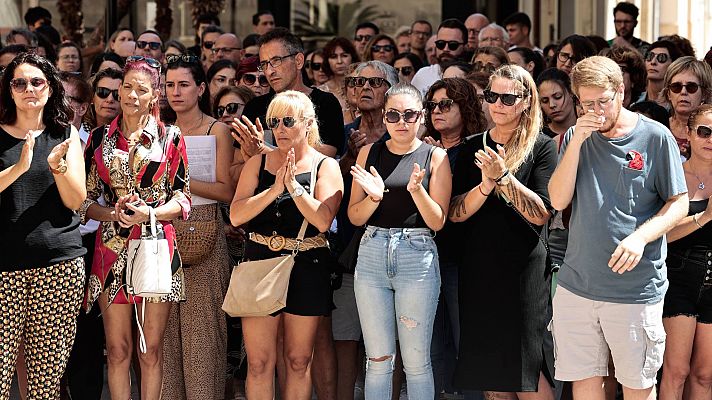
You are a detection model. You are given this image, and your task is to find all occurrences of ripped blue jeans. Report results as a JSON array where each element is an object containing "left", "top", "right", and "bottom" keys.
[{"left": 354, "top": 226, "right": 441, "bottom": 400}]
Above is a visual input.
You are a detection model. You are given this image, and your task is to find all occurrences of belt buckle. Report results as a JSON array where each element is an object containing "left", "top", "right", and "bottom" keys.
[{"left": 267, "top": 234, "right": 287, "bottom": 252}]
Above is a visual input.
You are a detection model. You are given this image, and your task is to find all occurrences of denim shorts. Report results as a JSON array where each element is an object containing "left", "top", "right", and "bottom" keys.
[{"left": 663, "top": 247, "right": 712, "bottom": 324}]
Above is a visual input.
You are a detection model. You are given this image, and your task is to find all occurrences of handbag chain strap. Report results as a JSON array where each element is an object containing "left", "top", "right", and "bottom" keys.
[{"left": 293, "top": 155, "right": 323, "bottom": 255}]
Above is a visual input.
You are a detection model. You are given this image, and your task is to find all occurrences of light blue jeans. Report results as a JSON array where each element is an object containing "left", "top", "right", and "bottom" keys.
[{"left": 354, "top": 226, "right": 441, "bottom": 400}]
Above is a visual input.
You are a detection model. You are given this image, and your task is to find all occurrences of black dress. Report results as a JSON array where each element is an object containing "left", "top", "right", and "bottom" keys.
[
  {"left": 452, "top": 132, "right": 557, "bottom": 392},
  {"left": 243, "top": 155, "right": 333, "bottom": 316}
]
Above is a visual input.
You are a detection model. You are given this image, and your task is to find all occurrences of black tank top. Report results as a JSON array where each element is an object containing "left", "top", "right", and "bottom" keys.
[
  {"left": 668, "top": 199, "right": 712, "bottom": 251},
  {"left": 366, "top": 141, "right": 434, "bottom": 228},
  {"left": 0, "top": 126, "right": 84, "bottom": 271}
]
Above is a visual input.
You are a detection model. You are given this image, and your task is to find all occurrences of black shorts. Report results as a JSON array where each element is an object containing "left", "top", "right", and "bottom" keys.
[{"left": 663, "top": 248, "right": 712, "bottom": 324}]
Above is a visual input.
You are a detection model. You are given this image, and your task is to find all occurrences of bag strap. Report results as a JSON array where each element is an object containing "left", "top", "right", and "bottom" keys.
[{"left": 295, "top": 155, "right": 324, "bottom": 242}]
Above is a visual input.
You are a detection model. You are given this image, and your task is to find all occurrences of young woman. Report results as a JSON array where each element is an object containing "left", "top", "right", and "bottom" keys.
[
  {"left": 107, "top": 28, "right": 134, "bottom": 54},
  {"left": 363, "top": 34, "right": 399, "bottom": 66},
  {"left": 207, "top": 59, "right": 237, "bottom": 104},
  {"left": 230, "top": 90, "right": 343, "bottom": 399},
  {"left": 348, "top": 83, "right": 451, "bottom": 400},
  {"left": 551, "top": 35, "right": 596, "bottom": 76},
  {"left": 508, "top": 47, "right": 545, "bottom": 81},
  {"left": 309, "top": 50, "right": 330, "bottom": 86},
  {"left": 536, "top": 68, "right": 578, "bottom": 140},
  {"left": 450, "top": 65, "right": 556, "bottom": 400},
  {"left": 320, "top": 37, "right": 361, "bottom": 124},
  {"left": 214, "top": 85, "right": 255, "bottom": 125},
  {"left": 393, "top": 52, "right": 423, "bottom": 85},
  {"left": 81, "top": 56, "right": 191, "bottom": 400}
]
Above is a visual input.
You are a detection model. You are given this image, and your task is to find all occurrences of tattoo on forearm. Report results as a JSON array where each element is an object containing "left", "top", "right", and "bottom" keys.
[
  {"left": 449, "top": 194, "right": 467, "bottom": 218},
  {"left": 504, "top": 180, "right": 545, "bottom": 219}
]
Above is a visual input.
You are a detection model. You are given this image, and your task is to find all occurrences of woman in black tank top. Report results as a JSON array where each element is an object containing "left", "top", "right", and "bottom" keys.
[
  {"left": 230, "top": 90, "right": 343, "bottom": 399},
  {"left": 347, "top": 83, "right": 451, "bottom": 400}
]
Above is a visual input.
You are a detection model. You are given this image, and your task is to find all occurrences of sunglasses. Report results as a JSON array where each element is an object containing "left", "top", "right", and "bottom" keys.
[
  {"left": 483, "top": 89, "right": 526, "bottom": 106},
  {"left": 384, "top": 109, "right": 422, "bottom": 124},
  {"left": 372, "top": 44, "right": 395, "bottom": 53},
  {"left": 695, "top": 125, "right": 712, "bottom": 139},
  {"left": 125, "top": 55, "right": 162, "bottom": 70},
  {"left": 9, "top": 77, "right": 47, "bottom": 93},
  {"left": 136, "top": 41, "right": 162, "bottom": 51},
  {"left": 347, "top": 76, "right": 391, "bottom": 88},
  {"left": 395, "top": 66, "right": 414, "bottom": 76},
  {"left": 354, "top": 35, "right": 373, "bottom": 42},
  {"left": 96, "top": 86, "right": 119, "bottom": 100},
  {"left": 267, "top": 116, "right": 304, "bottom": 129},
  {"left": 242, "top": 73, "right": 269, "bottom": 87},
  {"left": 203, "top": 41, "right": 215, "bottom": 50},
  {"left": 310, "top": 62, "right": 323, "bottom": 71},
  {"left": 668, "top": 82, "right": 700, "bottom": 94},
  {"left": 217, "top": 102, "right": 245, "bottom": 117},
  {"left": 473, "top": 61, "right": 496, "bottom": 74},
  {"left": 645, "top": 52, "right": 669, "bottom": 64},
  {"left": 425, "top": 99, "right": 454, "bottom": 113},
  {"left": 166, "top": 54, "right": 200, "bottom": 65},
  {"left": 434, "top": 40, "right": 464, "bottom": 51}
]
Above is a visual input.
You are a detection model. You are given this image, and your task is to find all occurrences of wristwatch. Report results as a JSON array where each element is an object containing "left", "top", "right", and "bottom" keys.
[
  {"left": 49, "top": 159, "right": 68, "bottom": 175},
  {"left": 292, "top": 184, "right": 305, "bottom": 198},
  {"left": 495, "top": 170, "right": 511, "bottom": 186}
]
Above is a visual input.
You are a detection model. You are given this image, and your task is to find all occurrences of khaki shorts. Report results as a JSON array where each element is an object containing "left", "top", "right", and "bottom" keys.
[{"left": 551, "top": 286, "right": 666, "bottom": 390}]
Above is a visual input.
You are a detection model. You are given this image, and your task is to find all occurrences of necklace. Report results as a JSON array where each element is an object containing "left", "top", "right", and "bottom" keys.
[
  {"left": 688, "top": 162, "right": 706, "bottom": 190},
  {"left": 182, "top": 113, "right": 205, "bottom": 135}
]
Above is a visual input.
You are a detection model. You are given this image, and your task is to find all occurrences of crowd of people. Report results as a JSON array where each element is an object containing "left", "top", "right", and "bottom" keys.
[{"left": 0, "top": 2, "right": 711, "bottom": 400}]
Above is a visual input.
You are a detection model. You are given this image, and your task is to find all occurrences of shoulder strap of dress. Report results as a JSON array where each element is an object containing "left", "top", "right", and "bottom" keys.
[
  {"left": 365, "top": 141, "right": 382, "bottom": 169},
  {"left": 206, "top": 119, "right": 218, "bottom": 136},
  {"left": 257, "top": 153, "right": 266, "bottom": 183}
]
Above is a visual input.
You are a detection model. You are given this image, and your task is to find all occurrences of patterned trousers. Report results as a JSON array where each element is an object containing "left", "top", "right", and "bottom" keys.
[{"left": 0, "top": 258, "right": 85, "bottom": 400}]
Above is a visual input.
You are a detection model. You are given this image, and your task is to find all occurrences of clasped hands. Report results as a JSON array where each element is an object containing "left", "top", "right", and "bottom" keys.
[
  {"left": 475, "top": 144, "right": 507, "bottom": 193},
  {"left": 269, "top": 148, "right": 302, "bottom": 195}
]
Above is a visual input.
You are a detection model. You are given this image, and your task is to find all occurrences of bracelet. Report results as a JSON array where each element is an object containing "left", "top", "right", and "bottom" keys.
[
  {"left": 478, "top": 184, "right": 490, "bottom": 197},
  {"left": 494, "top": 169, "right": 510, "bottom": 183},
  {"left": 693, "top": 212, "right": 704, "bottom": 229},
  {"left": 368, "top": 195, "right": 382, "bottom": 203}
]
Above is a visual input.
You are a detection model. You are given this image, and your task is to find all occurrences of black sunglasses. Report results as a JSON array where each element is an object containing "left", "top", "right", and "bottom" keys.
[
  {"left": 424, "top": 99, "right": 454, "bottom": 113},
  {"left": 136, "top": 41, "right": 162, "bottom": 51},
  {"left": 354, "top": 35, "right": 373, "bottom": 42},
  {"left": 645, "top": 52, "right": 669, "bottom": 64},
  {"left": 695, "top": 125, "right": 712, "bottom": 139},
  {"left": 434, "top": 40, "right": 463, "bottom": 51},
  {"left": 348, "top": 77, "right": 391, "bottom": 88},
  {"left": 217, "top": 102, "right": 245, "bottom": 117},
  {"left": 96, "top": 86, "right": 119, "bottom": 100},
  {"left": 126, "top": 55, "right": 162, "bottom": 70},
  {"left": 166, "top": 54, "right": 200, "bottom": 65},
  {"left": 372, "top": 44, "right": 395, "bottom": 53},
  {"left": 267, "top": 116, "right": 303, "bottom": 129},
  {"left": 9, "top": 77, "right": 47, "bottom": 93},
  {"left": 310, "top": 62, "right": 323, "bottom": 71},
  {"left": 483, "top": 89, "right": 526, "bottom": 106},
  {"left": 242, "top": 73, "right": 269, "bottom": 87},
  {"left": 473, "top": 61, "right": 496, "bottom": 74},
  {"left": 395, "top": 66, "right": 414, "bottom": 76},
  {"left": 384, "top": 109, "right": 422, "bottom": 124},
  {"left": 202, "top": 41, "right": 215, "bottom": 50},
  {"left": 668, "top": 82, "right": 699, "bottom": 94}
]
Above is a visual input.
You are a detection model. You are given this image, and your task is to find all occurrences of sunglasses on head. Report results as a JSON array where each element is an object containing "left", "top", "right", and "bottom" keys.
[
  {"left": 125, "top": 55, "right": 162, "bottom": 70},
  {"left": 217, "top": 102, "right": 244, "bottom": 117},
  {"left": 645, "top": 52, "right": 669, "bottom": 63},
  {"left": 347, "top": 76, "right": 390, "bottom": 88},
  {"left": 136, "top": 41, "right": 162, "bottom": 51},
  {"left": 96, "top": 86, "right": 119, "bottom": 100},
  {"left": 242, "top": 73, "right": 269, "bottom": 87},
  {"left": 434, "top": 40, "right": 463, "bottom": 51},
  {"left": 354, "top": 35, "right": 373, "bottom": 42},
  {"left": 202, "top": 41, "right": 215, "bottom": 50},
  {"left": 473, "top": 61, "right": 496, "bottom": 74},
  {"left": 267, "top": 116, "right": 304, "bottom": 129},
  {"left": 395, "top": 66, "right": 414, "bottom": 76},
  {"left": 425, "top": 99, "right": 454, "bottom": 113},
  {"left": 372, "top": 44, "right": 395, "bottom": 53},
  {"left": 9, "top": 77, "right": 47, "bottom": 93},
  {"left": 384, "top": 109, "right": 422, "bottom": 124},
  {"left": 669, "top": 82, "right": 700, "bottom": 94},
  {"left": 483, "top": 89, "right": 526, "bottom": 106},
  {"left": 166, "top": 54, "right": 200, "bottom": 65}
]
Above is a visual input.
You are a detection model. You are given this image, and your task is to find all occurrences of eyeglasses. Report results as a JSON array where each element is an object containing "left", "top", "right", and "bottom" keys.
[
  {"left": 557, "top": 51, "right": 580, "bottom": 65},
  {"left": 425, "top": 99, "right": 454, "bottom": 113},
  {"left": 202, "top": 41, "right": 215, "bottom": 50},
  {"left": 258, "top": 53, "right": 298, "bottom": 71},
  {"left": 60, "top": 54, "right": 80, "bottom": 61},
  {"left": 212, "top": 47, "right": 241, "bottom": 55},
  {"left": 613, "top": 19, "right": 636, "bottom": 25},
  {"left": 354, "top": 35, "right": 373, "bottom": 42},
  {"left": 217, "top": 102, "right": 245, "bottom": 117},
  {"left": 125, "top": 55, "right": 162, "bottom": 70},
  {"left": 579, "top": 91, "right": 618, "bottom": 109},
  {"left": 411, "top": 30, "right": 431, "bottom": 38},
  {"left": 395, "top": 66, "right": 414, "bottom": 76},
  {"left": 166, "top": 54, "right": 200, "bottom": 65},
  {"left": 96, "top": 86, "right": 119, "bottom": 100},
  {"left": 136, "top": 41, "right": 162, "bottom": 51},
  {"left": 310, "top": 62, "right": 323, "bottom": 71},
  {"left": 347, "top": 76, "right": 391, "bottom": 88},
  {"left": 473, "top": 61, "right": 496, "bottom": 74},
  {"left": 9, "top": 77, "right": 47, "bottom": 93},
  {"left": 668, "top": 82, "right": 700, "bottom": 94},
  {"left": 645, "top": 51, "right": 669, "bottom": 64},
  {"left": 384, "top": 109, "right": 422, "bottom": 123},
  {"left": 434, "top": 40, "right": 464, "bottom": 51},
  {"left": 241, "top": 73, "right": 269, "bottom": 87},
  {"left": 483, "top": 89, "right": 526, "bottom": 106},
  {"left": 372, "top": 44, "right": 395, "bottom": 53},
  {"left": 267, "top": 116, "right": 304, "bottom": 129}
]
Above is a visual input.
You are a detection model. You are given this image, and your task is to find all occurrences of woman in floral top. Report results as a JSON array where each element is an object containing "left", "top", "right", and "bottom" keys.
[{"left": 79, "top": 56, "right": 191, "bottom": 400}]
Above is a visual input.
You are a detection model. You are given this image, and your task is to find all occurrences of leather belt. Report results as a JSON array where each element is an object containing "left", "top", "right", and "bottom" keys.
[{"left": 249, "top": 232, "right": 329, "bottom": 252}]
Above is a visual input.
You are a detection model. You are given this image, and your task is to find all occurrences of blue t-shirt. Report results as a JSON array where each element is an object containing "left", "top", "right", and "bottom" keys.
[{"left": 557, "top": 114, "right": 687, "bottom": 304}]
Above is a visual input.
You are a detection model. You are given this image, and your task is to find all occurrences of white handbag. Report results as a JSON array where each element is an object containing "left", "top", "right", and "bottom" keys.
[{"left": 126, "top": 207, "right": 173, "bottom": 298}]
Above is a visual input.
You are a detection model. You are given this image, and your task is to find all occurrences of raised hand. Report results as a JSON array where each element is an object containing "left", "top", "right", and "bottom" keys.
[
  {"left": 18, "top": 132, "right": 35, "bottom": 172},
  {"left": 573, "top": 109, "right": 605, "bottom": 142},
  {"left": 231, "top": 115, "right": 265, "bottom": 157},
  {"left": 475, "top": 144, "right": 507, "bottom": 181},
  {"left": 351, "top": 164, "right": 386, "bottom": 201},
  {"left": 423, "top": 136, "right": 443, "bottom": 148},
  {"left": 284, "top": 148, "right": 298, "bottom": 192},
  {"left": 407, "top": 162, "right": 426, "bottom": 193},
  {"left": 347, "top": 129, "right": 367, "bottom": 157},
  {"left": 47, "top": 138, "right": 71, "bottom": 170},
  {"left": 270, "top": 156, "right": 289, "bottom": 195}
]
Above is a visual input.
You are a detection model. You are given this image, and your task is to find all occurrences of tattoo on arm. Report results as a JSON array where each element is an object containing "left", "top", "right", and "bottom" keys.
[
  {"left": 449, "top": 193, "right": 467, "bottom": 218},
  {"left": 503, "top": 180, "right": 545, "bottom": 219}
]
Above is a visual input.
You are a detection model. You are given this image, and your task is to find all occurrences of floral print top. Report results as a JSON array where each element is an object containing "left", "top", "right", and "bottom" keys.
[{"left": 79, "top": 115, "right": 191, "bottom": 309}]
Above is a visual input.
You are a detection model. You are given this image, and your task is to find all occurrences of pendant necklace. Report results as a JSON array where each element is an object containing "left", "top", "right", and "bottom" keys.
[{"left": 689, "top": 163, "right": 705, "bottom": 190}]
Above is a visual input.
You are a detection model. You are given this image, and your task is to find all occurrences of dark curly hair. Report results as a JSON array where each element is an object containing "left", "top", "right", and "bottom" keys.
[
  {"left": 605, "top": 46, "right": 646, "bottom": 105},
  {"left": 89, "top": 52, "right": 125, "bottom": 77},
  {"left": 0, "top": 52, "right": 72, "bottom": 133},
  {"left": 322, "top": 37, "right": 360, "bottom": 77},
  {"left": 423, "top": 77, "right": 487, "bottom": 141},
  {"left": 166, "top": 57, "right": 211, "bottom": 116}
]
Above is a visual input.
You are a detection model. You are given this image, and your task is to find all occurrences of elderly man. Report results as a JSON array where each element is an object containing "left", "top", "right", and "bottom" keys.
[
  {"left": 464, "top": 13, "right": 489, "bottom": 51},
  {"left": 134, "top": 30, "right": 163, "bottom": 61},
  {"left": 478, "top": 23, "right": 509, "bottom": 50},
  {"left": 213, "top": 33, "right": 243, "bottom": 64},
  {"left": 411, "top": 18, "right": 467, "bottom": 95},
  {"left": 409, "top": 20, "right": 432, "bottom": 62}
]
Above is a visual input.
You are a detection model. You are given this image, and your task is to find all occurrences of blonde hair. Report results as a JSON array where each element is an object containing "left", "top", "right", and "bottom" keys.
[
  {"left": 570, "top": 56, "right": 623, "bottom": 97},
  {"left": 266, "top": 90, "right": 322, "bottom": 148},
  {"left": 661, "top": 56, "right": 712, "bottom": 107},
  {"left": 488, "top": 64, "right": 542, "bottom": 173}
]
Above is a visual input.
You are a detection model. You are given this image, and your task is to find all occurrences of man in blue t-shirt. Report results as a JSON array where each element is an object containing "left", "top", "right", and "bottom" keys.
[{"left": 548, "top": 56, "right": 688, "bottom": 399}]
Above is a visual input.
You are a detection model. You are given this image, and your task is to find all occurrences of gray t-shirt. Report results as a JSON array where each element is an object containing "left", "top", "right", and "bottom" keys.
[{"left": 557, "top": 114, "right": 687, "bottom": 304}]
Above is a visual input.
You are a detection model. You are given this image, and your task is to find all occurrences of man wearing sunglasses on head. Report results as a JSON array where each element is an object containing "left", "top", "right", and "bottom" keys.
[
  {"left": 549, "top": 56, "right": 688, "bottom": 400},
  {"left": 411, "top": 18, "right": 468, "bottom": 96},
  {"left": 134, "top": 30, "right": 163, "bottom": 62}
]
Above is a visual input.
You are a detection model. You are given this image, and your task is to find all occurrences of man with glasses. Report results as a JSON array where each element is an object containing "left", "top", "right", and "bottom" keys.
[
  {"left": 213, "top": 33, "right": 243, "bottom": 65},
  {"left": 352, "top": 22, "right": 380, "bottom": 58},
  {"left": 409, "top": 20, "right": 432, "bottom": 63},
  {"left": 200, "top": 25, "right": 225, "bottom": 71},
  {"left": 134, "top": 30, "right": 163, "bottom": 62},
  {"left": 478, "top": 23, "right": 509, "bottom": 50},
  {"left": 464, "top": 13, "right": 489, "bottom": 51},
  {"left": 549, "top": 56, "right": 688, "bottom": 400},
  {"left": 411, "top": 18, "right": 467, "bottom": 96},
  {"left": 608, "top": 2, "right": 650, "bottom": 55}
]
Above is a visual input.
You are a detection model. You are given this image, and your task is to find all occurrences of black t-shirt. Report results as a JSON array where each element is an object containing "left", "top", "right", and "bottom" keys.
[
  {"left": 236, "top": 87, "right": 345, "bottom": 153},
  {"left": 0, "top": 126, "right": 85, "bottom": 271}
]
